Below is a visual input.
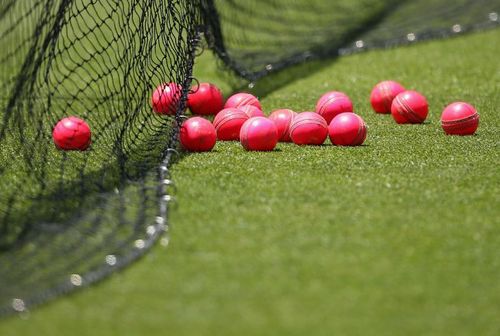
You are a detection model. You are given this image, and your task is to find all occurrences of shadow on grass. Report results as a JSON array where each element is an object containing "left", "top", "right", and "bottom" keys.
[
  {"left": 216, "top": 1, "right": 407, "bottom": 99},
  {"left": 0, "top": 126, "right": 179, "bottom": 251},
  {"left": 245, "top": 59, "right": 338, "bottom": 99}
]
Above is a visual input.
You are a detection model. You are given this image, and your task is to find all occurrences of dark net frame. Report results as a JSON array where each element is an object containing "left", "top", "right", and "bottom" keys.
[
  {"left": 0, "top": 0, "right": 499, "bottom": 317},
  {"left": 0, "top": 0, "right": 203, "bottom": 316}
]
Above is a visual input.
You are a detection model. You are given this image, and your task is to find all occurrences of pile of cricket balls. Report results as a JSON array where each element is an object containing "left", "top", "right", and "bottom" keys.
[{"left": 52, "top": 80, "right": 479, "bottom": 152}]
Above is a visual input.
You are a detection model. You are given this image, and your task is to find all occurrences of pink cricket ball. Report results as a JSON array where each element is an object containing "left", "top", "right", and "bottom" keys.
[
  {"left": 290, "top": 112, "right": 328, "bottom": 145},
  {"left": 187, "top": 82, "right": 224, "bottom": 115},
  {"left": 391, "top": 90, "right": 429, "bottom": 124},
  {"left": 370, "top": 80, "right": 405, "bottom": 114},
  {"left": 224, "top": 92, "right": 262, "bottom": 110},
  {"left": 213, "top": 108, "right": 249, "bottom": 141},
  {"left": 239, "top": 105, "right": 265, "bottom": 118},
  {"left": 268, "top": 109, "right": 297, "bottom": 142},
  {"left": 328, "top": 112, "right": 367, "bottom": 146},
  {"left": 315, "top": 91, "right": 354, "bottom": 124},
  {"left": 53, "top": 116, "right": 91, "bottom": 151},
  {"left": 440, "top": 102, "right": 479, "bottom": 136},
  {"left": 240, "top": 117, "right": 278, "bottom": 151},
  {"left": 179, "top": 117, "right": 217, "bottom": 152},
  {"left": 151, "top": 82, "right": 183, "bottom": 115}
]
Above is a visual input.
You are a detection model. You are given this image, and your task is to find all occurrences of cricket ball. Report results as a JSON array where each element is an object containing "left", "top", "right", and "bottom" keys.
[
  {"left": 187, "top": 82, "right": 224, "bottom": 115},
  {"left": 224, "top": 92, "right": 262, "bottom": 110},
  {"left": 239, "top": 105, "right": 265, "bottom": 118},
  {"left": 179, "top": 117, "right": 217, "bottom": 152},
  {"left": 290, "top": 112, "right": 328, "bottom": 145},
  {"left": 213, "top": 108, "right": 249, "bottom": 141},
  {"left": 440, "top": 102, "right": 479, "bottom": 136},
  {"left": 370, "top": 80, "right": 405, "bottom": 114},
  {"left": 328, "top": 112, "right": 367, "bottom": 146},
  {"left": 53, "top": 116, "right": 91, "bottom": 151},
  {"left": 240, "top": 117, "right": 278, "bottom": 151},
  {"left": 268, "top": 109, "right": 297, "bottom": 142},
  {"left": 391, "top": 90, "right": 429, "bottom": 124},
  {"left": 315, "top": 91, "right": 354, "bottom": 124},
  {"left": 151, "top": 82, "right": 183, "bottom": 115}
]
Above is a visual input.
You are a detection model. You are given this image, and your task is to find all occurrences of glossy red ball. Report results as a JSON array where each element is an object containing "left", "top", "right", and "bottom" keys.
[
  {"left": 52, "top": 116, "right": 91, "bottom": 151},
  {"left": 290, "top": 112, "right": 328, "bottom": 145},
  {"left": 187, "top": 82, "right": 224, "bottom": 115},
  {"left": 391, "top": 90, "right": 428, "bottom": 124},
  {"left": 180, "top": 117, "right": 216, "bottom": 152},
  {"left": 151, "top": 82, "right": 182, "bottom": 115},
  {"left": 315, "top": 91, "right": 353, "bottom": 124},
  {"left": 240, "top": 117, "right": 278, "bottom": 151},
  {"left": 268, "top": 109, "right": 296, "bottom": 142},
  {"left": 213, "top": 108, "right": 249, "bottom": 141},
  {"left": 328, "top": 112, "right": 367, "bottom": 146},
  {"left": 224, "top": 92, "right": 262, "bottom": 110},
  {"left": 441, "top": 102, "right": 479, "bottom": 135},
  {"left": 370, "top": 80, "right": 405, "bottom": 114}
]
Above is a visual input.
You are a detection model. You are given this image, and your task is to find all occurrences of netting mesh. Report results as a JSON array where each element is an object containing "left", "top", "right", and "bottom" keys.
[
  {"left": 0, "top": 0, "right": 498, "bottom": 316},
  {"left": 0, "top": 0, "right": 201, "bottom": 315},
  {"left": 211, "top": 0, "right": 500, "bottom": 80}
]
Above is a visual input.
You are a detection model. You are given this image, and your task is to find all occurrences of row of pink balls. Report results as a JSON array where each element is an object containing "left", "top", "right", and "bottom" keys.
[
  {"left": 369, "top": 80, "right": 479, "bottom": 134},
  {"left": 155, "top": 81, "right": 480, "bottom": 135},
  {"left": 178, "top": 87, "right": 367, "bottom": 152},
  {"left": 174, "top": 81, "right": 479, "bottom": 152},
  {"left": 181, "top": 110, "right": 366, "bottom": 152},
  {"left": 51, "top": 79, "right": 480, "bottom": 151}
]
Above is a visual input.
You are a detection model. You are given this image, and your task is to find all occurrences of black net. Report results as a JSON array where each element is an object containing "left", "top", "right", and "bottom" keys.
[
  {"left": 211, "top": 0, "right": 500, "bottom": 81},
  {"left": 0, "top": 0, "right": 201, "bottom": 315},
  {"left": 0, "top": 0, "right": 498, "bottom": 316}
]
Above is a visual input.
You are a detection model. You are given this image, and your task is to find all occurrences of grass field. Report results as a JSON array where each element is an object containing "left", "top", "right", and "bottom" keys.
[{"left": 0, "top": 27, "right": 499, "bottom": 335}]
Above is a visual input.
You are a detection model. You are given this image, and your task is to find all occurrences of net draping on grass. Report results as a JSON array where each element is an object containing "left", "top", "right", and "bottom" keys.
[
  {"left": 0, "top": 0, "right": 498, "bottom": 316},
  {"left": 211, "top": 0, "right": 500, "bottom": 81}
]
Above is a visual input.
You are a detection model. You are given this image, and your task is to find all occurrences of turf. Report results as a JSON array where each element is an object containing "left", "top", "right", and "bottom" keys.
[{"left": 1, "top": 29, "right": 499, "bottom": 335}]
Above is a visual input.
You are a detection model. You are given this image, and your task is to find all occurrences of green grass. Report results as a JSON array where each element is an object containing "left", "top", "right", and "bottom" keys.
[{"left": 1, "top": 29, "right": 499, "bottom": 335}]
